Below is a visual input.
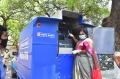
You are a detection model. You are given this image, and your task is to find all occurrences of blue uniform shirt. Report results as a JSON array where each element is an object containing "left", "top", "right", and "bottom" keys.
[{"left": 0, "top": 55, "right": 6, "bottom": 79}]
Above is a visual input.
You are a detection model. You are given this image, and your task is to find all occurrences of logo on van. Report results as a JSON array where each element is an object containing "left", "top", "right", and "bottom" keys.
[
  {"left": 20, "top": 38, "right": 29, "bottom": 49},
  {"left": 37, "top": 32, "right": 55, "bottom": 38}
]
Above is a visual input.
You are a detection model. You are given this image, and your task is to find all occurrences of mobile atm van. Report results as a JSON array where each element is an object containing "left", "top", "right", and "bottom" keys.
[{"left": 11, "top": 10, "right": 114, "bottom": 79}]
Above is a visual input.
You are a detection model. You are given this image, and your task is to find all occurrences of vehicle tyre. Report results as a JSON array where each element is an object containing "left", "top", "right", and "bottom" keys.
[{"left": 11, "top": 66, "right": 17, "bottom": 78}]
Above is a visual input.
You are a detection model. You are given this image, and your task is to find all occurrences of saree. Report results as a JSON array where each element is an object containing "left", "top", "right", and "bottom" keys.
[{"left": 73, "top": 39, "right": 102, "bottom": 79}]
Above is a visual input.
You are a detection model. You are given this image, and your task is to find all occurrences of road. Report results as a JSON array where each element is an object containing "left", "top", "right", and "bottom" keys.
[
  {"left": 6, "top": 60, "right": 17, "bottom": 79},
  {"left": 5, "top": 60, "right": 120, "bottom": 79}
]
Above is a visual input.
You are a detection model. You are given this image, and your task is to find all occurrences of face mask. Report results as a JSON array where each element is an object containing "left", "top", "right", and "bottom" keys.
[
  {"left": 0, "top": 39, "right": 8, "bottom": 48},
  {"left": 79, "top": 35, "right": 86, "bottom": 39}
]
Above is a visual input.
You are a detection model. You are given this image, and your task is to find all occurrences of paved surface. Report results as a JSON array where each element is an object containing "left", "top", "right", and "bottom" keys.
[
  {"left": 6, "top": 60, "right": 12, "bottom": 79},
  {"left": 6, "top": 61, "right": 17, "bottom": 79},
  {"left": 4, "top": 61, "right": 120, "bottom": 79}
]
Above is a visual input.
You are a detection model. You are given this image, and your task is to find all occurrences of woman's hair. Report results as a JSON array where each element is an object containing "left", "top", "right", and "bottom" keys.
[
  {"left": 78, "top": 27, "right": 89, "bottom": 38},
  {"left": 0, "top": 25, "right": 7, "bottom": 39}
]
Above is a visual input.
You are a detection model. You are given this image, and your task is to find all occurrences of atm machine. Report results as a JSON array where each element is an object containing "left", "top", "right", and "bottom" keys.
[
  {"left": 57, "top": 23, "right": 74, "bottom": 79},
  {"left": 55, "top": 10, "right": 96, "bottom": 79},
  {"left": 55, "top": 10, "right": 114, "bottom": 79},
  {"left": 58, "top": 27, "right": 73, "bottom": 54}
]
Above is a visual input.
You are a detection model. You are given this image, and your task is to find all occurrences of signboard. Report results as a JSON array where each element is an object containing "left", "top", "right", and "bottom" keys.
[
  {"left": 19, "top": 53, "right": 28, "bottom": 60},
  {"left": 19, "top": 38, "right": 29, "bottom": 60},
  {"left": 37, "top": 32, "right": 55, "bottom": 38},
  {"left": 93, "top": 27, "right": 114, "bottom": 54},
  {"left": 20, "top": 38, "right": 29, "bottom": 49}
]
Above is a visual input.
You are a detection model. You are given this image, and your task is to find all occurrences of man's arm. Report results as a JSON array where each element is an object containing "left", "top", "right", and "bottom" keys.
[{"left": 113, "top": 53, "right": 120, "bottom": 68}]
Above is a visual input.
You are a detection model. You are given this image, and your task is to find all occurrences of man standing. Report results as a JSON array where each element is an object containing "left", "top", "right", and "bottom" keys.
[
  {"left": 113, "top": 52, "right": 120, "bottom": 79},
  {"left": 114, "top": 52, "right": 120, "bottom": 68},
  {"left": 0, "top": 25, "right": 8, "bottom": 79}
]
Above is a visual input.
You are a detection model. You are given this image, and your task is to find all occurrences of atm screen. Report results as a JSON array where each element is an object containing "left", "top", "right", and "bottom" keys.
[
  {"left": 59, "top": 28, "right": 69, "bottom": 36},
  {"left": 59, "top": 27, "right": 69, "bottom": 40},
  {"left": 59, "top": 35, "right": 64, "bottom": 40}
]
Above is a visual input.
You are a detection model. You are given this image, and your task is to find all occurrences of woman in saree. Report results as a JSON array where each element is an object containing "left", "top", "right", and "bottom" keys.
[{"left": 69, "top": 27, "right": 102, "bottom": 79}]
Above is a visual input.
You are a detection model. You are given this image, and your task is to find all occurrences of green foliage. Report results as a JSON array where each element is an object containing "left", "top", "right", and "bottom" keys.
[
  {"left": 0, "top": 0, "right": 111, "bottom": 47},
  {"left": 66, "top": 0, "right": 110, "bottom": 25},
  {"left": 7, "top": 20, "right": 20, "bottom": 46}
]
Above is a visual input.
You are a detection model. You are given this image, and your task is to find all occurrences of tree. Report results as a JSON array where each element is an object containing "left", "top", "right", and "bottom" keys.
[
  {"left": 102, "top": 0, "right": 120, "bottom": 51},
  {"left": 0, "top": 0, "right": 45, "bottom": 47},
  {"left": 7, "top": 20, "right": 21, "bottom": 48},
  {"left": 32, "top": 0, "right": 110, "bottom": 26},
  {"left": 66, "top": 0, "right": 110, "bottom": 26},
  {"left": 0, "top": 0, "right": 26, "bottom": 27},
  {"left": 28, "top": 0, "right": 66, "bottom": 17},
  {"left": 0, "top": 0, "right": 110, "bottom": 48},
  {"left": 0, "top": 0, "right": 33, "bottom": 48}
]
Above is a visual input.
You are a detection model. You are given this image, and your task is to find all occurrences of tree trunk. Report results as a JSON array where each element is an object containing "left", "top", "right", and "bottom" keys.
[
  {"left": 102, "top": 0, "right": 120, "bottom": 51},
  {"left": 3, "top": 19, "right": 7, "bottom": 28}
]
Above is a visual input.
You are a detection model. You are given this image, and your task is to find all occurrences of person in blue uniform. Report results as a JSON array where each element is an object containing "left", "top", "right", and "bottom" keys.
[{"left": 0, "top": 25, "right": 8, "bottom": 79}]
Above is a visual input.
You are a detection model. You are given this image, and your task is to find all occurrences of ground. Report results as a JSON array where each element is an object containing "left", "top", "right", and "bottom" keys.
[
  {"left": 5, "top": 60, "right": 120, "bottom": 79},
  {"left": 6, "top": 60, "right": 17, "bottom": 79}
]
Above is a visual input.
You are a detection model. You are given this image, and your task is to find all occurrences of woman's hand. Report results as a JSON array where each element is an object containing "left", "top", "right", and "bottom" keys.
[
  {"left": 72, "top": 50, "right": 87, "bottom": 54},
  {"left": 72, "top": 50, "right": 81, "bottom": 54},
  {"left": 69, "top": 33, "right": 74, "bottom": 37},
  {"left": 69, "top": 33, "right": 78, "bottom": 43}
]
